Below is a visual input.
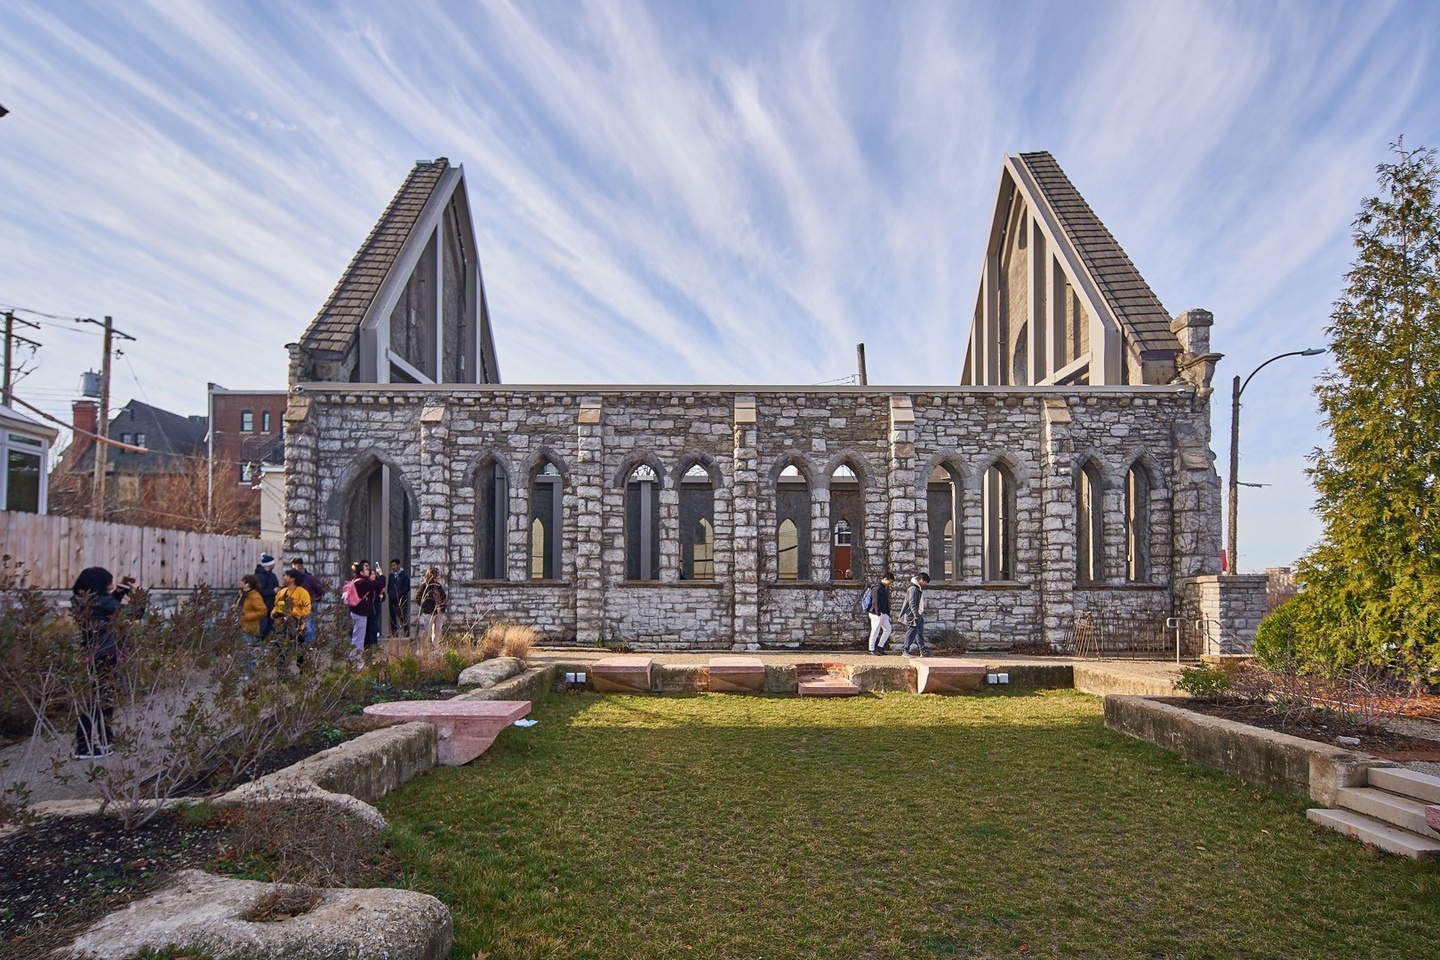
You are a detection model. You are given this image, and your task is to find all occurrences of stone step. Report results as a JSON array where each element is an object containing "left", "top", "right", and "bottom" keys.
[
  {"left": 1306, "top": 808, "right": 1440, "bottom": 860},
  {"left": 1368, "top": 766, "right": 1440, "bottom": 804},
  {"left": 1335, "top": 787, "right": 1440, "bottom": 840},
  {"left": 796, "top": 677, "right": 861, "bottom": 697}
]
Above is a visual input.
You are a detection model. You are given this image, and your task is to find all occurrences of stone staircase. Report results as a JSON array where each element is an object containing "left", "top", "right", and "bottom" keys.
[{"left": 1306, "top": 767, "right": 1440, "bottom": 859}]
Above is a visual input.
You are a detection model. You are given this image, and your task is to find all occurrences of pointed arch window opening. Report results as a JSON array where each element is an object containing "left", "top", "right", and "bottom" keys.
[
  {"left": 530, "top": 461, "right": 562, "bottom": 580},
  {"left": 626, "top": 463, "right": 660, "bottom": 581},
  {"left": 475, "top": 462, "right": 508, "bottom": 580},
  {"left": 1077, "top": 462, "right": 1104, "bottom": 583},
  {"left": 829, "top": 462, "right": 863, "bottom": 582},
  {"left": 927, "top": 464, "right": 961, "bottom": 582},
  {"left": 680, "top": 463, "right": 716, "bottom": 581},
  {"left": 1125, "top": 464, "right": 1152, "bottom": 583},
  {"left": 775, "top": 462, "right": 811, "bottom": 581},
  {"left": 981, "top": 464, "right": 1016, "bottom": 582}
]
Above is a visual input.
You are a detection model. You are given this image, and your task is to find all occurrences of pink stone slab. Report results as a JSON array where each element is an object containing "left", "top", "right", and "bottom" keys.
[
  {"left": 914, "top": 658, "right": 988, "bottom": 694},
  {"left": 590, "top": 655, "right": 654, "bottom": 693},
  {"left": 363, "top": 699, "right": 531, "bottom": 765},
  {"left": 1427, "top": 805, "right": 1440, "bottom": 835},
  {"left": 708, "top": 656, "right": 765, "bottom": 693},
  {"left": 795, "top": 662, "right": 859, "bottom": 697}
]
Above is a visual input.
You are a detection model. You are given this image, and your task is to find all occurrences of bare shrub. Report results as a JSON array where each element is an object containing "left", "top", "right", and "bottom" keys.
[
  {"left": 212, "top": 797, "right": 395, "bottom": 887},
  {"left": 2, "top": 573, "right": 362, "bottom": 828}
]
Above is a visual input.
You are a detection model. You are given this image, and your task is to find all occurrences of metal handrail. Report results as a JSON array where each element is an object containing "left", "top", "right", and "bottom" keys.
[{"left": 1193, "top": 618, "right": 1248, "bottom": 656}]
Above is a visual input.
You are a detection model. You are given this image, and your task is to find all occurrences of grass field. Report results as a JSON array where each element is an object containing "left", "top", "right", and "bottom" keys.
[{"left": 379, "top": 690, "right": 1439, "bottom": 959}]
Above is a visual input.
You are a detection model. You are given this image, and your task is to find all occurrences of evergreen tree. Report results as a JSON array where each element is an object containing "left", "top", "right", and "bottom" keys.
[{"left": 1293, "top": 141, "right": 1440, "bottom": 676}]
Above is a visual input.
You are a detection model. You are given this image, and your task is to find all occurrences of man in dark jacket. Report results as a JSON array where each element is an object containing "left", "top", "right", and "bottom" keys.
[
  {"left": 900, "top": 572, "right": 932, "bottom": 657},
  {"left": 254, "top": 554, "right": 279, "bottom": 638},
  {"left": 388, "top": 559, "right": 411, "bottom": 638}
]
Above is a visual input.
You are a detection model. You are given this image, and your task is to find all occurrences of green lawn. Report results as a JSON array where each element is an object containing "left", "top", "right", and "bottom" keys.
[{"left": 379, "top": 690, "right": 1439, "bottom": 959}]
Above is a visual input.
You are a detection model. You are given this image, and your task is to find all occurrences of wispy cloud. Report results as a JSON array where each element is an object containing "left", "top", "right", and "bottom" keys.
[{"left": 1, "top": 0, "right": 1438, "bottom": 569}]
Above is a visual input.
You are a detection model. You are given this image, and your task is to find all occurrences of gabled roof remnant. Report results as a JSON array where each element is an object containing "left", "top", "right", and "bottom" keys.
[
  {"left": 300, "top": 158, "right": 451, "bottom": 358},
  {"left": 1012, "top": 152, "right": 1180, "bottom": 356}
]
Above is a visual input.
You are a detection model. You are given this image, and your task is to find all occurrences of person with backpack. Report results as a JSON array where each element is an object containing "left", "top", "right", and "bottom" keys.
[
  {"left": 415, "top": 567, "right": 448, "bottom": 648},
  {"left": 864, "top": 571, "right": 895, "bottom": 655},
  {"left": 342, "top": 560, "right": 380, "bottom": 656},
  {"left": 253, "top": 553, "right": 279, "bottom": 639},
  {"left": 899, "top": 572, "right": 932, "bottom": 657}
]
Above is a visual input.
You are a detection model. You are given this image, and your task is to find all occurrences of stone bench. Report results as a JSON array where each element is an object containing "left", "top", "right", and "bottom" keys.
[
  {"left": 590, "top": 655, "right": 654, "bottom": 693},
  {"left": 913, "top": 658, "right": 988, "bottom": 694},
  {"left": 707, "top": 656, "right": 766, "bottom": 693},
  {"left": 796, "top": 662, "right": 860, "bottom": 697},
  {"left": 362, "top": 699, "right": 531, "bottom": 766}
]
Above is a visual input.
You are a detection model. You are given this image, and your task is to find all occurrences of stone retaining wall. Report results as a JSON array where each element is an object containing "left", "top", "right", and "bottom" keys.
[{"left": 1103, "top": 695, "right": 1394, "bottom": 804}]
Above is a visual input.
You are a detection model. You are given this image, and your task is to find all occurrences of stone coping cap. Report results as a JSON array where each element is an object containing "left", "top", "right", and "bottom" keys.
[
  {"left": 708, "top": 656, "right": 764, "bottom": 668},
  {"left": 592, "top": 655, "right": 655, "bottom": 669},
  {"left": 363, "top": 700, "right": 530, "bottom": 719}
]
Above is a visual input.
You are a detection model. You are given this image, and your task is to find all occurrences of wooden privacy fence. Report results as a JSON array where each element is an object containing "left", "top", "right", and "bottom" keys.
[{"left": 0, "top": 511, "right": 283, "bottom": 591}]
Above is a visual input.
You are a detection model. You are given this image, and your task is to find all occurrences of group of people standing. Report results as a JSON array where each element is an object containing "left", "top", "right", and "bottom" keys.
[
  {"left": 234, "top": 554, "right": 325, "bottom": 646},
  {"left": 232, "top": 554, "right": 449, "bottom": 658},
  {"left": 864, "top": 571, "right": 933, "bottom": 658},
  {"left": 340, "top": 560, "right": 448, "bottom": 656}
]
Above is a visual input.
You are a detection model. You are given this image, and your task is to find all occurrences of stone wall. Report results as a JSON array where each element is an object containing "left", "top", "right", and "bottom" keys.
[{"left": 285, "top": 384, "right": 1224, "bottom": 651}]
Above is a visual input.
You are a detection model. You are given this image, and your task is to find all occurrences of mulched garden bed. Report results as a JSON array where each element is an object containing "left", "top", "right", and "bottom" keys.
[
  {"left": 1176, "top": 698, "right": 1440, "bottom": 761},
  {"left": 0, "top": 797, "right": 402, "bottom": 958}
]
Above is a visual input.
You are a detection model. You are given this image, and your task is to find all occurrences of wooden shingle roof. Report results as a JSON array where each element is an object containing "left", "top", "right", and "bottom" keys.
[
  {"left": 300, "top": 158, "right": 451, "bottom": 358},
  {"left": 1015, "top": 152, "right": 1180, "bottom": 355}
]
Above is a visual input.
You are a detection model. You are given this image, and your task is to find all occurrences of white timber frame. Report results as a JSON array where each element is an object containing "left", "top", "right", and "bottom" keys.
[{"left": 963, "top": 156, "right": 1125, "bottom": 387}]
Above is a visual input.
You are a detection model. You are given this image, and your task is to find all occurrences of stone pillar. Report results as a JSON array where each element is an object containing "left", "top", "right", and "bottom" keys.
[
  {"left": 1182, "top": 573, "right": 1268, "bottom": 654},
  {"left": 414, "top": 403, "right": 451, "bottom": 579},
  {"left": 887, "top": 396, "right": 918, "bottom": 575},
  {"left": 731, "top": 396, "right": 760, "bottom": 650},
  {"left": 282, "top": 395, "right": 318, "bottom": 571},
  {"left": 1039, "top": 398, "right": 1076, "bottom": 648},
  {"left": 573, "top": 398, "right": 605, "bottom": 643},
  {"left": 812, "top": 483, "right": 831, "bottom": 581},
  {"left": 960, "top": 477, "right": 983, "bottom": 582},
  {"left": 1172, "top": 416, "right": 1223, "bottom": 581},
  {"left": 659, "top": 482, "right": 680, "bottom": 583}
]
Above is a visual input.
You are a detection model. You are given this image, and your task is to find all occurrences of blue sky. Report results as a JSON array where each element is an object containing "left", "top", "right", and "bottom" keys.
[{"left": 2, "top": 0, "right": 1438, "bottom": 572}]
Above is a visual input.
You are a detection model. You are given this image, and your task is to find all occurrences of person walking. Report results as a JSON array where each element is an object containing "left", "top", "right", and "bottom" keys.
[
  {"left": 866, "top": 572, "right": 895, "bottom": 655},
  {"left": 415, "top": 567, "right": 448, "bottom": 647},
  {"left": 388, "top": 559, "right": 411, "bottom": 639},
  {"left": 271, "top": 568, "right": 313, "bottom": 644},
  {"left": 253, "top": 553, "right": 280, "bottom": 639},
  {"left": 69, "top": 567, "right": 141, "bottom": 759},
  {"left": 900, "top": 572, "right": 932, "bottom": 657}
]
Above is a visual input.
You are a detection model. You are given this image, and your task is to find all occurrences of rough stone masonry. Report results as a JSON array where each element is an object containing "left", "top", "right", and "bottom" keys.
[{"left": 283, "top": 381, "right": 1223, "bottom": 652}]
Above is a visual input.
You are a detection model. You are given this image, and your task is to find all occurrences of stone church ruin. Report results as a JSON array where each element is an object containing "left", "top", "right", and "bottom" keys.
[{"left": 285, "top": 153, "right": 1264, "bottom": 652}]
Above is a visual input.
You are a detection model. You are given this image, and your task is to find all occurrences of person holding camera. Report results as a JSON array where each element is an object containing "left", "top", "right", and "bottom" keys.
[{"left": 69, "top": 567, "right": 143, "bottom": 760}]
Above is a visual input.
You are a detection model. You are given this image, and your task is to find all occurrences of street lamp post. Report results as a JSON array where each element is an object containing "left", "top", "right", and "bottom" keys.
[{"left": 1226, "top": 348, "right": 1326, "bottom": 575}]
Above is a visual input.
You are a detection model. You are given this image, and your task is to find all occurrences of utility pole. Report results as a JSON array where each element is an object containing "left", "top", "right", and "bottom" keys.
[
  {"left": 78, "top": 316, "right": 136, "bottom": 520},
  {"left": 2, "top": 310, "right": 42, "bottom": 407},
  {"left": 855, "top": 343, "right": 868, "bottom": 386}
]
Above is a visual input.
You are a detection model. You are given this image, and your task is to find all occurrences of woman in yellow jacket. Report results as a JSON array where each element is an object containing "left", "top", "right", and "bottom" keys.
[
  {"left": 270, "top": 569, "right": 313, "bottom": 643},
  {"left": 233, "top": 574, "right": 269, "bottom": 638}
]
